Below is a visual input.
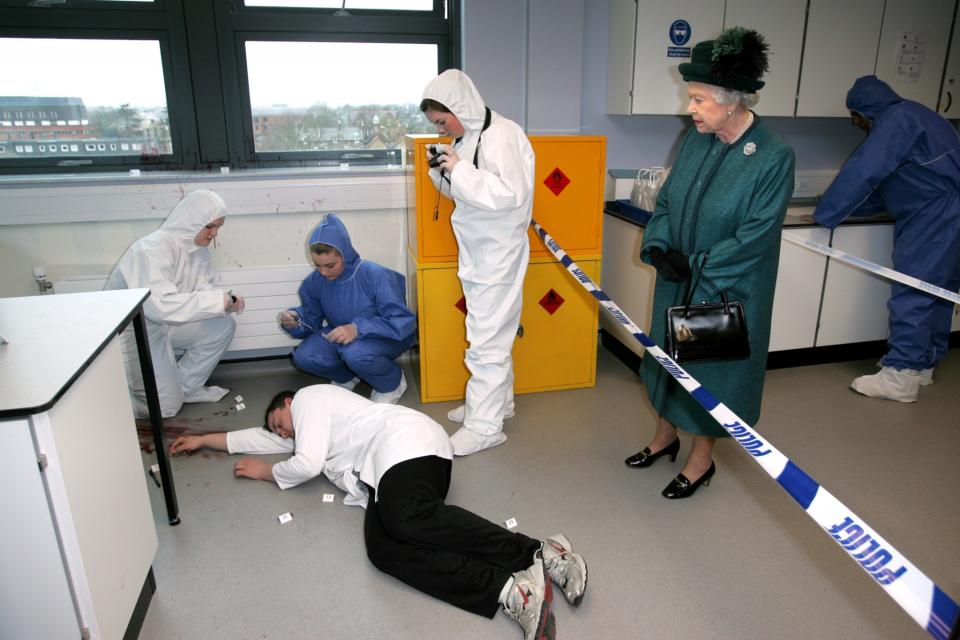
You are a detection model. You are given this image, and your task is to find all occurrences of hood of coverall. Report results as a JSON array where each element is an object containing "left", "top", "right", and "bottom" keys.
[
  {"left": 308, "top": 213, "right": 361, "bottom": 281},
  {"left": 158, "top": 190, "right": 228, "bottom": 246},
  {"left": 846, "top": 75, "right": 903, "bottom": 121},
  {"left": 421, "top": 69, "right": 488, "bottom": 136}
]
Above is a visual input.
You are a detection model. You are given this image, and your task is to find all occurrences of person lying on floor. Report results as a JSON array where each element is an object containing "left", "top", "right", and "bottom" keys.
[{"left": 169, "top": 384, "right": 587, "bottom": 640}]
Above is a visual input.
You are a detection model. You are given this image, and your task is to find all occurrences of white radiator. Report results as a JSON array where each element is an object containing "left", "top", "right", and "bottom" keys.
[{"left": 53, "top": 265, "right": 313, "bottom": 357}]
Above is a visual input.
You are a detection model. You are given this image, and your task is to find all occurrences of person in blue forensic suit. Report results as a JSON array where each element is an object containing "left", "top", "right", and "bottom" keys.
[
  {"left": 278, "top": 214, "right": 415, "bottom": 404},
  {"left": 813, "top": 76, "right": 960, "bottom": 403}
]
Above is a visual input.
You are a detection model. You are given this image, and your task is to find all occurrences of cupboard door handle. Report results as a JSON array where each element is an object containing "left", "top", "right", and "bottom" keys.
[
  {"left": 946, "top": 91, "right": 953, "bottom": 113},
  {"left": 517, "top": 323, "right": 524, "bottom": 338}
]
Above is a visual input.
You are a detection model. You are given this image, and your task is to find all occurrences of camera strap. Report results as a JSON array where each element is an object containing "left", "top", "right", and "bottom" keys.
[{"left": 472, "top": 107, "right": 492, "bottom": 168}]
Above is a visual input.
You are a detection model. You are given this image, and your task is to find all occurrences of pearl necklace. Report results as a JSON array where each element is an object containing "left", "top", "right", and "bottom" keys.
[{"left": 725, "top": 111, "right": 754, "bottom": 145}]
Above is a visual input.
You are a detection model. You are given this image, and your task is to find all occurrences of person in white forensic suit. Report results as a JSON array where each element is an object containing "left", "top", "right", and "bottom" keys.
[
  {"left": 420, "top": 69, "right": 536, "bottom": 456},
  {"left": 105, "top": 189, "right": 243, "bottom": 418},
  {"left": 168, "top": 384, "right": 588, "bottom": 640}
]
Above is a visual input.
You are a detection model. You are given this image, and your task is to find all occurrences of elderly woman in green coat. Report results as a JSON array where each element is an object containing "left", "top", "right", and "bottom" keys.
[{"left": 624, "top": 27, "right": 795, "bottom": 499}]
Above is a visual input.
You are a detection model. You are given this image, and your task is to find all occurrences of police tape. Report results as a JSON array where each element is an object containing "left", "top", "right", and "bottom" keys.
[
  {"left": 782, "top": 232, "right": 960, "bottom": 305},
  {"left": 531, "top": 219, "right": 959, "bottom": 640}
]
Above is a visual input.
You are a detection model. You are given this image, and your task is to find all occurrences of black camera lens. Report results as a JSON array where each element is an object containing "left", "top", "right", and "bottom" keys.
[{"left": 427, "top": 144, "right": 444, "bottom": 168}]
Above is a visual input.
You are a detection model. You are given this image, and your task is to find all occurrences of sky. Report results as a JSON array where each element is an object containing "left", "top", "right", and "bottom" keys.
[{"left": 0, "top": 37, "right": 438, "bottom": 111}]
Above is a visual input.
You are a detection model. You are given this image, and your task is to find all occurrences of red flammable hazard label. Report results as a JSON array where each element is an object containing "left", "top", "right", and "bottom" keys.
[
  {"left": 539, "top": 289, "right": 565, "bottom": 314},
  {"left": 544, "top": 167, "right": 571, "bottom": 196},
  {"left": 455, "top": 296, "right": 468, "bottom": 315}
]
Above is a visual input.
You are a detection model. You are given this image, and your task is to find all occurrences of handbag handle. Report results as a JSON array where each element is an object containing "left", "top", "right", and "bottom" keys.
[
  {"left": 679, "top": 252, "right": 733, "bottom": 317},
  {"left": 680, "top": 251, "right": 709, "bottom": 315}
]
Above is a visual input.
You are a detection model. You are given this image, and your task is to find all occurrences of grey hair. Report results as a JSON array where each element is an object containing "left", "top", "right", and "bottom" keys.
[{"left": 711, "top": 86, "right": 759, "bottom": 108}]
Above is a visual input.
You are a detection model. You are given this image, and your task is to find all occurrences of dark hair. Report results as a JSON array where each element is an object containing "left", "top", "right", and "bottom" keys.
[
  {"left": 310, "top": 242, "right": 340, "bottom": 256},
  {"left": 419, "top": 98, "right": 450, "bottom": 113},
  {"left": 262, "top": 390, "right": 296, "bottom": 431}
]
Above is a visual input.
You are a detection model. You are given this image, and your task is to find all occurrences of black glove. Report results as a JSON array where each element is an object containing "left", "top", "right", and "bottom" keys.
[
  {"left": 664, "top": 248, "right": 692, "bottom": 281},
  {"left": 648, "top": 246, "right": 689, "bottom": 283}
]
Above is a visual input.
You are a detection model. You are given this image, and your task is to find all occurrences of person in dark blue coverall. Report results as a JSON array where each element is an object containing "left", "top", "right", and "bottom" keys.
[
  {"left": 279, "top": 214, "right": 415, "bottom": 404},
  {"left": 813, "top": 75, "right": 960, "bottom": 402}
]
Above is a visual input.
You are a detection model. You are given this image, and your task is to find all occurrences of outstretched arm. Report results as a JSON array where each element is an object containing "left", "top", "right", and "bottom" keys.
[{"left": 169, "top": 432, "right": 228, "bottom": 455}]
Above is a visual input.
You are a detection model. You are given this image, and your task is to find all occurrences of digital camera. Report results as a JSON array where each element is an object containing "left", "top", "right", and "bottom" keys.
[{"left": 427, "top": 144, "right": 445, "bottom": 169}]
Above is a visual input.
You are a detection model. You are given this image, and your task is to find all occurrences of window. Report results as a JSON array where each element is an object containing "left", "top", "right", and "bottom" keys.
[{"left": 0, "top": 0, "right": 459, "bottom": 173}]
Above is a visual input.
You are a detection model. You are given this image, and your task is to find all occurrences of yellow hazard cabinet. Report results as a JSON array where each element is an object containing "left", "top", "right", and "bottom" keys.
[{"left": 404, "top": 135, "right": 605, "bottom": 403}]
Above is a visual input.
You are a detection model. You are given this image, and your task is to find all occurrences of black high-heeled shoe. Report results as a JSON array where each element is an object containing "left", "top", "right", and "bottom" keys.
[
  {"left": 662, "top": 461, "right": 716, "bottom": 499},
  {"left": 624, "top": 438, "right": 680, "bottom": 468}
]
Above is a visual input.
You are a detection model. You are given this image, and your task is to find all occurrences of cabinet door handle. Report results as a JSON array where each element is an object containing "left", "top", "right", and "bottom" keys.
[
  {"left": 517, "top": 323, "right": 524, "bottom": 338},
  {"left": 945, "top": 91, "right": 953, "bottom": 113}
]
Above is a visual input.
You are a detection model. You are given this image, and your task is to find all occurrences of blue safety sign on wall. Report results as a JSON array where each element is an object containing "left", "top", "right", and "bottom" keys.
[{"left": 668, "top": 19, "right": 692, "bottom": 58}]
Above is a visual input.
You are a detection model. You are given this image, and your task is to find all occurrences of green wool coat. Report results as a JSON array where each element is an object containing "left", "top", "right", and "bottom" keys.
[{"left": 639, "top": 116, "right": 795, "bottom": 438}]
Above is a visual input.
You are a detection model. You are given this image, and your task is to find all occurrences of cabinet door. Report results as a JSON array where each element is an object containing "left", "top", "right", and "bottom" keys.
[
  {"left": 769, "top": 226, "right": 830, "bottom": 351},
  {"left": 816, "top": 224, "right": 894, "bottom": 346},
  {"left": 625, "top": 0, "right": 725, "bottom": 115},
  {"left": 513, "top": 260, "right": 600, "bottom": 392},
  {"left": 724, "top": 0, "right": 806, "bottom": 116},
  {"left": 875, "top": 0, "right": 954, "bottom": 110},
  {"left": 938, "top": 5, "right": 960, "bottom": 115},
  {"left": 797, "top": 0, "right": 885, "bottom": 116}
]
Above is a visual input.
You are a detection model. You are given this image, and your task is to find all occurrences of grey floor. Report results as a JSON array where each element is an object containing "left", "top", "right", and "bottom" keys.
[{"left": 137, "top": 346, "right": 960, "bottom": 640}]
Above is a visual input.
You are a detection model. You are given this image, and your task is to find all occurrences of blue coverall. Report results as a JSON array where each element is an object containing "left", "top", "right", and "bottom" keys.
[
  {"left": 283, "top": 214, "right": 415, "bottom": 392},
  {"left": 814, "top": 76, "right": 960, "bottom": 371}
]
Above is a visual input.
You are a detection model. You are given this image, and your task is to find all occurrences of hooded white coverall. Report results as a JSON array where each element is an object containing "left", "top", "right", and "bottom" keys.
[
  {"left": 105, "top": 190, "right": 236, "bottom": 418},
  {"left": 421, "top": 70, "right": 536, "bottom": 437}
]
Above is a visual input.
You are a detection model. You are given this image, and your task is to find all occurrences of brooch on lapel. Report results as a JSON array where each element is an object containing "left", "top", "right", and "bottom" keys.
[{"left": 743, "top": 142, "right": 757, "bottom": 156}]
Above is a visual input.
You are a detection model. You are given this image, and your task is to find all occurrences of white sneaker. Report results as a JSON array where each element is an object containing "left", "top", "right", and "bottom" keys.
[
  {"left": 330, "top": 377, "right": 360, "bottom": 391},
  {"left": 370, "top": 373, "right": 407, "bottom": 404},
  {"left": 919, "top": 368, "right": 934, "bottom": 386},
  {"left": 183, "top": 385, "right": 230, "bottom": 403},
  {"left": 446, "top": 404, "right": 516, "bottom": 423},
  {"left": 500, "top": 557, "right": 556, "bottom": 640},
  {"left": 450, "top": 427, "right": 507, "bottom": 456},
  {"left": 850, "top": 366, "right": 921, "bottom": 402},
  {"left": 541, "top": 534, "right": 588, "bottom": 607}
]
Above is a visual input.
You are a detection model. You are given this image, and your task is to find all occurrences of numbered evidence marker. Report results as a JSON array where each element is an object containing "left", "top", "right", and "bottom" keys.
[
  {"left": 322, "top": 494, "right": 336, "bottom": 503},
  {"left": 278, "top": 512, "right": 294, "bottom": 525},
  {"left": 504, "top": 517, "right": 518, "bottom": 530}
]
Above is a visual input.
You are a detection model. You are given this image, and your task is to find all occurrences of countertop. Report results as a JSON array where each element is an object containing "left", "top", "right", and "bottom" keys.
[
  {"left": 0, "top": 289, "right": 149, "bottom": 418},
  {"left": 604, "top": 199, "right": 893, "bottom": 228}
]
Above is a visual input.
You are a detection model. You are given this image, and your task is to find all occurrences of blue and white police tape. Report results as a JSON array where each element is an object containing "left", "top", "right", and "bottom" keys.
[
  {"left": 782, "top": 232, "right": 960, "bottom": 305},
  {"left": 531, "top": 219, "right": 959, "bottom": 639}
]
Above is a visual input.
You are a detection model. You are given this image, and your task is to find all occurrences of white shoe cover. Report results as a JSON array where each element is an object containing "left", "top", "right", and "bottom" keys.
[
  {"left": 330, "top": 377, "right": 360, "bottom": 391},
  {"left": 447, "top": 404, "right": 516, "bottom": 423},
  {"left": 919, "top": 368, "right": 934, "bottom": 386},
  {"left": 450, "top": 427, "right": 507, "bottom": 456},
  {"left": 850, "top": 367, "right": 920, "bottom": 403},
  {"left": 183, "top": 385, "right": 230, "bottom": 403},
  {"left": 370, "top": 373, "right": 407, "bottom": 405}
]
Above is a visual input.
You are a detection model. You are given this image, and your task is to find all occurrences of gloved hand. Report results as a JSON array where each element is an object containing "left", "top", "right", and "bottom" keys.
[
  {"left": 278, "top": 310, "right": 300, "bottom": 329},
  {"left": 647, "top": 246, "right": 688, "bottom": 283},
  {"left": 664, "top": 248, "right": 692, "bottom": 281}
]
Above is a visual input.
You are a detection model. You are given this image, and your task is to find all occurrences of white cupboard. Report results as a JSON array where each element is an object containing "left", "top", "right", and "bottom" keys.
[
  {"left": 796, "top": 0, "right": 885, "bottom": 117},
  {"left": 875, "top": 0, "right": 955, "bottom": 110},
  {"left": 724, "top": 0, "right": 807, "bottom": 116},
  {"left": 769, "top": 226, "right": 830, "bottom": 351},
  {"left": 937, "top": 3, "right": 960, "bottom": 115}
]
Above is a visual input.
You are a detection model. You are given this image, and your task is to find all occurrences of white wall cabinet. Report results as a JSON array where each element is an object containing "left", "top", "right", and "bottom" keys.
[
  {"left": 607, "top": 0, "right": 724, "bottom": 115},
  {"left": 609, "top": 0, "right": 957, "bottom": 117},
  {"left": 875, "top": 0, "right": 955, "bottom": 110},
  {"left": 724, "top": 0, "right": 807, "bottom": 116},
  {"left": 937, "top": 3, "right": 960, "bottom": 115},
  {"left": 797, "top": 0, "right": 885, "bottom": 116},
  {"left": 816, "top": 224, "right": 895, "bottom": 346}
]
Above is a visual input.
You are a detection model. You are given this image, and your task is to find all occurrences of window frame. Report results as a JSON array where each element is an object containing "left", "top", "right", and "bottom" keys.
[{"left": 0, "top": 0, "right": 460, "bottom": 174}]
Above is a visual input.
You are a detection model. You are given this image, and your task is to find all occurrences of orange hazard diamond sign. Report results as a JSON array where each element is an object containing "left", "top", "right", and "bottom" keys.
[
  {"left": 543, "top": 167, "right": 571, "bottom": 196},
  {"left": 538, "top": 289, "right": 565, "bottom": 315},
  {"left": 455, "top": 296, "right": 468, "bottom": 315}
]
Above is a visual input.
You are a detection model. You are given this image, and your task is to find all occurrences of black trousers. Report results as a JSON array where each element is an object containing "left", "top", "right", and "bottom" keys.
[{"left": 363, "top": 456, "right": 541, "bottom": 618}]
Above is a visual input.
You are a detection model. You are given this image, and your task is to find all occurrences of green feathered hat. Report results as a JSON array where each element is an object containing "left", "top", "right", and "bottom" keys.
[{"left": 678, "top": 26, "right": 769, "bottom": 92}]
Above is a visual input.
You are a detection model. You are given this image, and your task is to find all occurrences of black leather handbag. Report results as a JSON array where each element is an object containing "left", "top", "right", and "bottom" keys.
[{"left": 665, "top": 253, "right": 751, "bottom": 364}]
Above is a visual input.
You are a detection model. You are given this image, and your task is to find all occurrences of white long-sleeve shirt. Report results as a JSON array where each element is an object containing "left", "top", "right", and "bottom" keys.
[{"left": 226, "top": 385, "right": 453, "bottom": 507}]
